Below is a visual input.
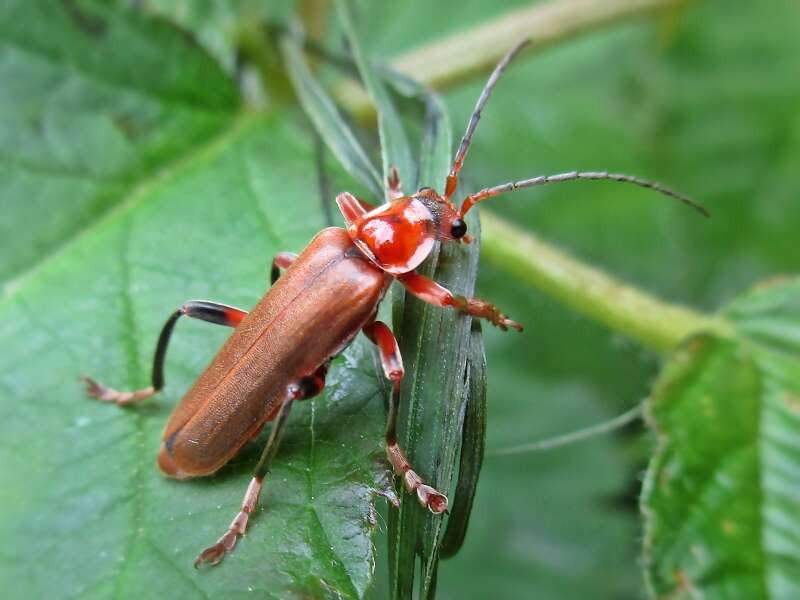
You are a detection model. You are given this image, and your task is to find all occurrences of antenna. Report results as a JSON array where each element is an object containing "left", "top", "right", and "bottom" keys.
[
  {"left": 444, "top": 39, "right": 530, "bottom": 200},
  {"left": 459, "top": 171, "right": 709, "bottom": 217}
]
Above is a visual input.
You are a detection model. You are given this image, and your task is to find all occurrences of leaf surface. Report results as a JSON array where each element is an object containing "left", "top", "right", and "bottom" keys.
[
  {"left": 0, "top": 0, "right": 237, "bottom": 291},
  {"left": 643, "top": 278, "right": 800, "bottom": 598},
  {"left": 0, "top": 4, "right": 393, "bottom": 597}
]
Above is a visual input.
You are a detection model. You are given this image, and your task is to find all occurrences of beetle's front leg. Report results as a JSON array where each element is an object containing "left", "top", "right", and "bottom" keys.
[
  {"left": 397, "top": 272, "right": 523, "bottom": 332},
  {"left": 194, "top": 363, "right": 329, "bottom": 568},
  {"left": 83, "top": 300, "right": 249, "bottom": 405},
  {"left": 363, "top": 321, "right": 448, "bottom": 514},
  {"left": 386, "top": 165, "right": 404, "bottom": 200}
]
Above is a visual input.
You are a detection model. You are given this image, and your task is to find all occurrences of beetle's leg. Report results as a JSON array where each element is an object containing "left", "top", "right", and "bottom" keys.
[
  {"left": 398, "top": 272, "right": 523, "bottom": 332},
  {"left": 336, "top": 192, "right": 376, "bottom": 229},
  {"left": 386, "top": 166, "right": 404, "bottom": 200},
  {"left": 270, "top": 252, "right": 298, "bottom": 285},
  {"left": 82, "top": 300, "right": 248, "bottom": 406},
  {"left": 194, "top": 363, "right": 329, "bottom": 568},
  {"left": 363, "top": 321, "right": 448, "bottom": 514}
]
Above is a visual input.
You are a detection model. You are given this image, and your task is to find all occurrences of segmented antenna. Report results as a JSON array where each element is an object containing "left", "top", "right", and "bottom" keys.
[
  {"left": 444, "top": 39, "right": 530, "bottom": 199},
  {"left": 459, "top": 171, "right": 709, "bottom": 217},
  {"left": 444, "top": 39, "right": 707, "bottom": 219}
]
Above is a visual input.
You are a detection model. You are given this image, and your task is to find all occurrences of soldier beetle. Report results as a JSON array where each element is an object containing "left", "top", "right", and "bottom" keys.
[{"left": 82, "top": 40, "right": 706, "bottom": 567}]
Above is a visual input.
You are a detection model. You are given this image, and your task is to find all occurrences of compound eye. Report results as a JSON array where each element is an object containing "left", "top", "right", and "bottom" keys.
[{"left": 450, "top": 218, "right": 467, "bottom": 239}]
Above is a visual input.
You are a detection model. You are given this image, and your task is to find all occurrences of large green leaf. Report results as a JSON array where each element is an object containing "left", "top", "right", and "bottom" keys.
[
  {"left": 643, "top": 277, "right": 800, "bottom": 598},
  {"left": 0, "top": 110, "right": 396, "bottom": 598},
  {"left": 0, "top": 4, "right": 394, "bottom": 597},
  {"left": 0, "top": 0, "right": 238, "bottom": 291}
]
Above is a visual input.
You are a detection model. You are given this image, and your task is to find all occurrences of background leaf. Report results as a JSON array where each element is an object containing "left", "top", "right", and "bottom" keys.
[
  {"left": 351, "top": 0, "right": 800, "bottom": 597},
  {"left": 643, "top": 278, "right": 800, "bottom": 598},
  {"left": 0, "top": 0, "right": 238, "bottom": 292},
  {"left": 281, "top": 31, "right": 383, "bottom": 198},
  {"left": 335, "top": 0, "right": 415, "bottom": 198},
  {"left": 0, "top": 4, "right": 393, "bottom": 597}
]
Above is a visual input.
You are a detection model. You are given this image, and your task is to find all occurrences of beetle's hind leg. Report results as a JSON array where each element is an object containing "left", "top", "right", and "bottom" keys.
[
  {"left": 82, "top": 300, "right": 248, "bottom": 406},
  {"left": 364, "top": 321, "right": 448, "bottom": 514},
  {"left": 270, "top": 252, "right": 298, "bottom": 285},
  {"left": 194, "top": 363, "right": 329, "bottom": 568}
]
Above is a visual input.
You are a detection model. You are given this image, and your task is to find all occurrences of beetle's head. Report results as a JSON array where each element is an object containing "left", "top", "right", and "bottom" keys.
[
  {"left": 414, "top": 187, "right": 468, "bottom": 242},
  {"left": 336, "top": 188, "right": 466, "bottom": 275}
]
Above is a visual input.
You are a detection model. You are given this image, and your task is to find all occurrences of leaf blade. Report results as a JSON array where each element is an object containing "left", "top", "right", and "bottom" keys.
[
  {"left": 642, "top": 277, "right": 800, "bottom": 598},
  {"left": 280, "top": 32, "right": 383, "bottom": 198},
  {"left": 335, "top": 0, "right": 415, "bottom": 197},
  {"left": 0, "top": 5, "right": 394, "bottom": 595},
  {"left": 0, "top": 0, "right": 238, "bottom": 292}
]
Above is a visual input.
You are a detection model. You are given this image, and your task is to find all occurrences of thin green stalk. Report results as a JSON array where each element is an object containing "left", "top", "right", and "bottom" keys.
[
  {"left": 490, "top": 403, "right": 643, "bottom": 456},
  {"left": 480, "top": 210, "right": 732, "bottom": 353},
  {"left": 336, "top": 0, "right": 687, "bottom": 122}
]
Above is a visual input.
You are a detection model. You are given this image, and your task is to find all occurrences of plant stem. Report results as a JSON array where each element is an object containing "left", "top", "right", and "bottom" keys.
[
  {"left": 336, "top": 0, "right": 686, "bottom": 121},
  {"left": 479, "top": 210, "right": 732, "bottom": 353}
]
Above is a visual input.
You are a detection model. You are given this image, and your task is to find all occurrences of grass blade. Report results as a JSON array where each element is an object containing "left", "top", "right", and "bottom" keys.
[
  {"left": 280, "top": 31, "right": 383, "bottom": 197},
  {"left": 335, "top": 0, "right": 415, "bottom": 197},
  {"left": 289, "top": 7, "right": 486, "bottom": 595},
  {"left": 441, "top": 321, "right": 487, "bottom": 559},
  {"left": 387, "top": 82, "right": 484, "bottom": 598}
]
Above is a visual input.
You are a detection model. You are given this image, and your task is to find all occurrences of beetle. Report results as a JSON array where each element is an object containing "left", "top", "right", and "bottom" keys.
[{"left": 83, "top": 40, "right": 706, "bottom": 567}]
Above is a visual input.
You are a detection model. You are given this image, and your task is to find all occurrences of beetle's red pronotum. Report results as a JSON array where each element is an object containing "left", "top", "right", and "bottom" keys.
[{"left": 83, "top": 40, "right": 706, "bottom": 567}]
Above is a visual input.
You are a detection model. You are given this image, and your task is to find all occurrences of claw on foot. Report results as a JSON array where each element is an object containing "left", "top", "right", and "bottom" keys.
[
  {"left": 195, "top": 478, "right": 261, "bottom": 568},
  {"left": 81, "top": 375, "right": 155, "bottom": 405},
  {"left": 401, "top": 468, "right": 449, "bottom": 514},
  {"left": 387, "top": 166, "right": 400, "bottom": 189},
  {"left": 451, "top": 296, "right": 523, "bottom": 332},
  {"left": 194, "top": 529, "right": 239, "bottom": 568},
  {"left": 416, "top": 484, "right": 449, "bottom": 514}
]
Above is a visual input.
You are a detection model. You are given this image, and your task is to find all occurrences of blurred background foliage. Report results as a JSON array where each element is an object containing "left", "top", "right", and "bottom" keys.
[{"left": 1, "top": 0, "right": 799, "bottom": 598}]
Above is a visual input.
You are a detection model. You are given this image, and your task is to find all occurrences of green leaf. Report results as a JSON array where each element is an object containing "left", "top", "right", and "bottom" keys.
[
  {"left": 0, "top": 110, "right": 395, "bottom": 598},
  {"left": 0, "top": 0, "right": 238, "bottom": 292},
  {"left": 387, "top": 86, "right": 481, "bottom": 600},
  {"left": 642, "top": 277, "right": 800, "bottom": 598},
  {"left": 440, "top": 321, "right": 488, "bottom": 559},
  {"left": 388, "top": 200, "right": 481, "bottom": 600},
  {"left": 280, "top": 31, "right": 383, "bottom": 198},
  {"left": 335, "top": 0, "right": 415, "bottom": 198},
  {"left": 421, "top": 0, "right": 800, "bottom": 595},
  {"left": 0, "top": 5, "right": 394, "bottom": 597}
]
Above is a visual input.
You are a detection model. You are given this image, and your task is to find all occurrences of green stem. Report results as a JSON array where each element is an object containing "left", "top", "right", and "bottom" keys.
[
  {"left": 335, "top": 0, "right": 687, "bottom": 122},
  {"left": 480, "top": 210, "right": 732, "bottom": 353}
]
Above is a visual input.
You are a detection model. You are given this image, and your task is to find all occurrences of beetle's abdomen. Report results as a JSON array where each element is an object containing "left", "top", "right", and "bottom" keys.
[{"left": 158, "top": 228, "right": 386, "bottom": 478}]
